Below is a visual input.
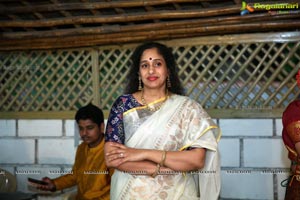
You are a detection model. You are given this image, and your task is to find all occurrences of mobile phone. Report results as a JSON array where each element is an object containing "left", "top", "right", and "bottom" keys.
[{"left": 28, "top": 178, "right": 48, "bottom": 185}]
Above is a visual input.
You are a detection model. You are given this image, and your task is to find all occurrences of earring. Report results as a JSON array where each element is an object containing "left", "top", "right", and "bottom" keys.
[
  {"left": 167, "top": 76, "right": 171, "bottom": 88},
  {"left": 138, "top": 76, "right": 143, "bottom": 90}
]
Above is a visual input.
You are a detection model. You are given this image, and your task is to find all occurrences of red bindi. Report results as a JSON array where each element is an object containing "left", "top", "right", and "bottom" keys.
[{"left": 149, "top": 57, "right": 152, "bottom": 60}]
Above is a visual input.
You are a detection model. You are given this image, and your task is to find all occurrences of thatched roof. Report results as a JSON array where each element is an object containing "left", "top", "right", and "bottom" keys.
[{"left": 0, "top": 0, "right": 299, "bottom": 50}]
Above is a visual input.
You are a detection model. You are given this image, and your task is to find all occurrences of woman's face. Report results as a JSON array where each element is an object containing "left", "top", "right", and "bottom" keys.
[{"left": 139, "top": 48, "right": 168, "bottom": 91}]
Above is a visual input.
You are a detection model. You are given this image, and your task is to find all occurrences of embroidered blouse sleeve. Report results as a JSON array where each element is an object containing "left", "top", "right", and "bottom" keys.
[{"left": 105, "top": 96, "right": 126, "bottom": 144}]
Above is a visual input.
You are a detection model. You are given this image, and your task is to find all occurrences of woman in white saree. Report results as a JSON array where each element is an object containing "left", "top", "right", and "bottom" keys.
[{"left": 105, "top": 42, "right": 221, "bottom": 200}]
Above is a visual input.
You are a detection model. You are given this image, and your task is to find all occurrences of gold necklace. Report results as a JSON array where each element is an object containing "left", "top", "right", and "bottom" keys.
[{"left": 141, "top": 89, "right": 169, "bottom": 112}]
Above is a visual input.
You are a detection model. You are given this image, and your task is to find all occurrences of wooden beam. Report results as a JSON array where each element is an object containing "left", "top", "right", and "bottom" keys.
[
  {"left": 2, "top": 12, "right": 299, "bottom": 39},
  {"left": 0, "top": 20, "right": 299, "bottom": 50},
  {"left": 0, "top": 0, "right": 219, "bottom": 14},
  {"left": 0, "top": 5, "right": 240, "bottom": 28}
]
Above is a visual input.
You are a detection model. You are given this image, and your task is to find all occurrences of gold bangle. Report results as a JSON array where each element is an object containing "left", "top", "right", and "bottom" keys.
[
  {"left": 160, "top": 151, "right": 166, "bottom": 167},
  {"left": 151, "top": 163, "right": 160, "bottom": 178}
]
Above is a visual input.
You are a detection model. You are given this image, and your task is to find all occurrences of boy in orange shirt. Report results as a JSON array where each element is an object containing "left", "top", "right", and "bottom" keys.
[{"left": 31, "top": 104, "right": 111, "bottom": 200}]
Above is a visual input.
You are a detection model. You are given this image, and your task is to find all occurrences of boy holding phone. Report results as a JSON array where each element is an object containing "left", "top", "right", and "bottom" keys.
[{"left": 28, "top": 104, "right": 111, "bottom": 200}]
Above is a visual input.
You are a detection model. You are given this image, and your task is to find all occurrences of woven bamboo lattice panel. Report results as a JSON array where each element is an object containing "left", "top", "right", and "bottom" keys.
[
  {"left": 0, "top": 33, "right": 300, "bottom": 118},
  {"left": 0, "top": 50, "right": 95, "bottom": 114},
  {"left": 174, "top": 42, "right": 300, "bottom": 118}
]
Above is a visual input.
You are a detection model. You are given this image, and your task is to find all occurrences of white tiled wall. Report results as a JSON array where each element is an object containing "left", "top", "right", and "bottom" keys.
[
  {"left": 0, "top": 120, "right": 16, "bottom": 136},
  {"left": 275, "top": 119, "right": 283, "bottom": 136},
  {"left": 218, "top": 138, "right": 240, "bottom": 167},
  {"left": 218, "top": 118, "right": 290, "bottom": 200},
  {"left": 38, "top": 139, "right": 75, "bottom": 164},
  {"left": 19, "top": 120, "right": 63, "bottom": 137},
  {"left": 0, "top": 118, "right": 291, "bottom": 200},
  {"left": 221, "top": 171, "right": 274, "bottom": 199},
  {"left": 244, "top": 138, "right": 289, "bottom": 167},
  {"left": 0, "top": 139, "right": 35, "bottom": 163},
  {"left": 219, "top": 119, "right": 273, "bottom": 136},
  {"left": 65, "top": 120, "right": 75, "bottom": 137},
  {"left": 0, "top": 119, "right": 75, "bottom": 199}
]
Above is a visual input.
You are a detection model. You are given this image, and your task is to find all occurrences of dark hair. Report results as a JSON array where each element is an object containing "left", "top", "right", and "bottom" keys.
[
  {"left": 124, "top": 42, "right": 184, "bottom": 95},
  {"left": 75, "top": 103, "right": 104, "bottom": 126}
]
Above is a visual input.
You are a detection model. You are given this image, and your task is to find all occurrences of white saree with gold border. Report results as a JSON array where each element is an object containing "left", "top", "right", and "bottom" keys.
[{"left": 111, "top": 94, "right": 221, "bottom": 200}]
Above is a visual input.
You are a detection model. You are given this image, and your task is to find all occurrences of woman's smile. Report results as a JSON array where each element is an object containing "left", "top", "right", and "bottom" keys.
[{"left": 147, "top": 76, "right": 158, "bottom": 81}]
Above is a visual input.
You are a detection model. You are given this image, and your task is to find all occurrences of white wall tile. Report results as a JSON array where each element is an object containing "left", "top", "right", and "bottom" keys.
[
  {"left": 0, "top": 139, "right": 35, "bottom": 164},
  {"left": 38, "top": 139, "right": 75, "bottom": 164},
  {"left": 275, "top": 118, "right": 283, "bottom": 136},
  {"left": 65, "top": 120, "right": 75, "bottom": 137},
  {"left": 220, "top": 170, "right": 273, "bottom": 199},
  {"left": 244, "top": 139, "right": 290, "bottom": 168},
  {"left": 218, "top": 139, "right": 240, "bottom": 167},
  {"left": 0, "top": 120, "right": 16, "bottom": 136},
  {"left": 219, "top": 119, "right": 273, "bottom": 136},
  {"left": 19, "top": 120, "right": 62, "bottom": 137}
]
